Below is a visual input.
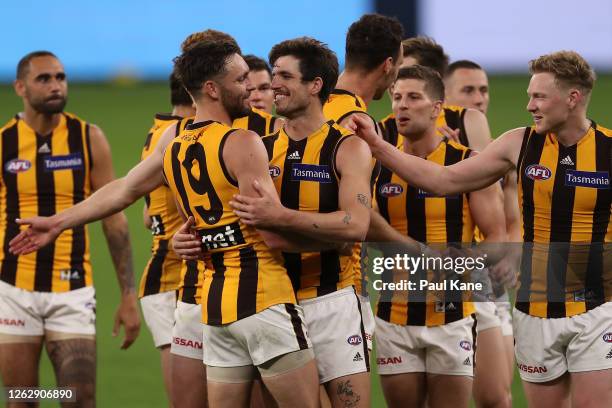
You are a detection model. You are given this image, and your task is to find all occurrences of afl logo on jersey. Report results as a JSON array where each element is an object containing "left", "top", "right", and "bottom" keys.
[
  {"left": 525, "top": 164, "right": 552, "bottom": 181},
  {"left": 603, "top": 332, "right": 612, "bottom": 343},
  {"left": 5, "top": 159, "right": 31, "bottom": 174},
  {"left": 269, "top": 165, "right": 281, "bottom": 178},
  {"left": 379, "top": 183, "right": 403, "bottom": 197}
]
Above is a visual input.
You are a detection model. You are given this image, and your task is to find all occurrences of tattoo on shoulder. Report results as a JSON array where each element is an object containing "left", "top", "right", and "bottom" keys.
[
  {"left": 357, "top": 193, "right": 370, "bottom": 208},
  {"left": 337, "top": 380, "right": 361, "bottom": 408},
  {"left": 342, "top": 212, "right": 352, "bottom": 225}
]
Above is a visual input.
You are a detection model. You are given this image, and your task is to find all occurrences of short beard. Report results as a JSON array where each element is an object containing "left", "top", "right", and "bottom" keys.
[
  {"left": 31, "top": 97, "right": 67, "bottom": 115},
  {"left": 220, "top": 88, "right": 250, "bottom": 121}
]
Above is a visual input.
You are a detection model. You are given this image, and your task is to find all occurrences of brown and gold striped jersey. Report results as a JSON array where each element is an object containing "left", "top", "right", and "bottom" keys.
[
  {"left": 232, "top": 108, "right": 278, "bottom": 136},
  {"left": 163, "top": 120, "right": 295, "bottom": 324},
  {"left": 0, "top": 113, "right": 92, "bottom": 292},
  {"left": 176, "top": 113, "right": 282, "bottom": 305},
  {"left": 262, "top": 121, "right": 360, "bottom": 300},
  {"left": 139, "top": 114, "right": 193, "bottom": 298},
  {"left": 374, "top": 135, "right": 476, "bottom": 326},
  {"left": 516, "top": 122, "right": 612, "bottom": 318}
]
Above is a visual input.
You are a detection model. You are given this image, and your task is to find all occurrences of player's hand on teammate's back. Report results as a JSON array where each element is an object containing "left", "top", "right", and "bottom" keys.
[
  {"left": 437, "top": 125, "right": 461, "bottom": 143},
  {"left": 172, "top": 216, "right": 202, "bottom": 260},
  {"left": 346, "top": 114, "right": 379, "bottom": 148},
  {"left": 9, "top": 216, "right": 62, "bottom": 255},
  {"left": 230, "top": 179, "right": 284, "bottom": 228},
  {"left": 113, "top": 292, "right": 141, "bottom": 349}
]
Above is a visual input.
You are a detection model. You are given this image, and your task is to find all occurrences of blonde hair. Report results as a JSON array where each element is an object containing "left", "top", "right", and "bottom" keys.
[
  {"left": 180, "top": 29, "right": 237, "bottom": 52},
  {"left": 529, "top": 51, "right": 595, "bottom": 93}
]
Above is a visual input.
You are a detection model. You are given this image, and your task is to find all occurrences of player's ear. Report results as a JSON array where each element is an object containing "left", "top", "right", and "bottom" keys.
[
  {"left": 13, "top": 79, "right": 25, "bottom": 98},
  {"left": 432, "top": 99, "right": 443, "bottom": 119},
  {"left": 567, "top": 88, "right": 581, "bottom": 109},
  {"left": 203, "top": 80, "right": 219, "bottom": 100},
  {"left": 382, "top": 57, "right": 394, "bottom": 75},
  {"left": 310, "top": 77, "right": 323, "bottom": 97}
]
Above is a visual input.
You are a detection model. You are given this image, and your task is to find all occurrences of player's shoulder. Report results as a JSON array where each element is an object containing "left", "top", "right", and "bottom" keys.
[
  {"left": 251, "top": 107, "right": 274, "bottom": 121},
  {"left": 329, "top": 120, "right": 353, "bottom": 138},
  {"left": 442, "top": 104, "right": 466, "bottom": 114},
  {"left": 593, "top": 122, "right": 612, "bottom": 138},
  {"left": 0, "top": 115, "right": 19, "bottom": 134},
  {"left": 445, "top": 137, "right": 471, "bottom": 152}
]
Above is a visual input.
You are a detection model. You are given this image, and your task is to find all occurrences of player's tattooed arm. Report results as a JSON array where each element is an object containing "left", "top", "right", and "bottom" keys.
[
  {"left": 357, "top": 193, "right": 370, "bottom": 208},
  {"left": 342, "top": 211, "right": 352, "bottom": 225},
  {"left": 102, "top": 219, "right": 135, "bottom": 294}
]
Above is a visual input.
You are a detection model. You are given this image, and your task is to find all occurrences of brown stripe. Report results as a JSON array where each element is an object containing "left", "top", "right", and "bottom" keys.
[
  {"left": 0, "top": 122, "right": 20, "bottom": 286},
  {"left": 143, "top": 240, "right": 169, "bottom": 296},
  {"left": 236, "top": 246, "right": 259, "bottom": 320},
  {"left": 34, "top": 132, "right": 56, "bottom": 291},
  {"left": 285, "top": 303, "right": 309, "bottom": 350},
  {"left": 66, "top": 117, "right": 87, "bottom": 290}
]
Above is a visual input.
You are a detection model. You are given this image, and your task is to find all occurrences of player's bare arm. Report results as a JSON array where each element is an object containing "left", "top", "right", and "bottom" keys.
[
  {"left": 88, "top": 124, "right": 141, "bottom": 349},
  {"left": 462, "top": 108, "right": 493, "bottom": 151},
  {"left": 8, "top": 124, "right": 178, "bottom": 255},
  {"left": 231, "top": 135, "right": 372, "bottom": 242},
  {"left": 223, "top": 128, "right": 309, "bottom": 250},
  {"left": 352, "top": 114, "right": 525, "bottom": 196}
]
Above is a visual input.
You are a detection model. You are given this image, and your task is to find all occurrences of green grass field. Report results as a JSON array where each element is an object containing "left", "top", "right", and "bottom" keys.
[{"left": 0, "top": 75, "right": 610, "bottom": 407}]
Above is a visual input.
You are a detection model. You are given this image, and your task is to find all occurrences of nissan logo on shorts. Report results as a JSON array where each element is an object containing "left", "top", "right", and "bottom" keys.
[
  {"left": 459, "top": 340, "right": 472, "bottom": 351},
  {"left": 347, "top": 335, "right": 362, "bottom": 346},
  {"left": 603, "top": 332, "right": 612, "bottom": 343}
]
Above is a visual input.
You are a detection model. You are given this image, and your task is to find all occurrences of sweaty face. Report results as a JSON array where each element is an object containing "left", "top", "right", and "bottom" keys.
[
  {"left": 17, "top": 56, "right": 67, "bottom": 114},
  {"left": 271, "top": 55, "right": 313, "bottom": 119},
  {"left": 445, "top": 68, "right": 489, "bottom": 114},
  {"left": 392, "top": 78, "right": 439, "bottom": 136},
  {"left": 218, "top": 54, "right": 251, "bottom": 121},
  {"left": 247, "top": 69, "right": 274, "bottom": 113},
  {"left": 526, "top": 72, "right": 571, "bottom": 134}
]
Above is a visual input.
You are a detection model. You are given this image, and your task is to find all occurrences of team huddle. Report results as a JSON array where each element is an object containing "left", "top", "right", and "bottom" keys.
[{"left": 0, "top": 12, "right": 610, "bottom": 408}]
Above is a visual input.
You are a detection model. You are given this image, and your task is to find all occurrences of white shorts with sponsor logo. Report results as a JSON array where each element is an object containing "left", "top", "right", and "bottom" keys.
[
  {"left": 513, "top": 303, "right": 612, "bottom": 383},
  {"left": 140, "top": 290, "right": 176, "bottom": 348},
  {"left": 301, "top": 287, "right": 370, "bottom": 384},
  {"left": 202, "top": 303, "right": 311, "bottom": 367},
  {"left": 357, "top": 293, "right": 375, "bottom": 350},
  {"left": 0, "top": 280, "right": 96, "bottom": 336},
  {"left": 375, "top": 315, "right": 475, "bottom": 376},
  {"left": 170, "top": 300, "right": 203, "bottom": 360}
]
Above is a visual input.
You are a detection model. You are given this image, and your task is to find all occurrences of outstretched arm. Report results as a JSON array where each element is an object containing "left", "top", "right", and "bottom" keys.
[
  {"left": 349, "top": 114, "right": 523, "bottom": 196},
  {"left": 9, "top": 124, "right": 178, "bottom": 255}
]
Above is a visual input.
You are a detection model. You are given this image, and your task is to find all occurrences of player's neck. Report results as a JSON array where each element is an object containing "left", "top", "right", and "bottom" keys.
[
  {"left": 284, "top": 104, "right": 327, "bottom": 141},
  {"left": 21, "top": 107, "right": 61, "bottom": 136},
  {"left": 402, "top": 126, "right": 441, "bottom": 158},
  {"left": 193, "top": 103, "right": 232, "bottom": 127},
  {"left": 335, "top": 71, "right": 377, "bottom": 106},
  {"left": 552, "top": 114, "right": 591, "bottom": 147},
  {"left": 172, "top": 105, "right": 196, "bottom": 118}
]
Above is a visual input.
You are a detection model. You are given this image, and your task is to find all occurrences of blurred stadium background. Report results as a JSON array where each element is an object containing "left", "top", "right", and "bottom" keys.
[{"left": 1, "top": 0, "right": 611, "bottom": 406}]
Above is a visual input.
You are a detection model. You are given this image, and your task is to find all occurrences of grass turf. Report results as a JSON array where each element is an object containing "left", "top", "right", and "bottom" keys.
[{"left": 0, "top": 75, "right": 610, "bottom": 407}]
